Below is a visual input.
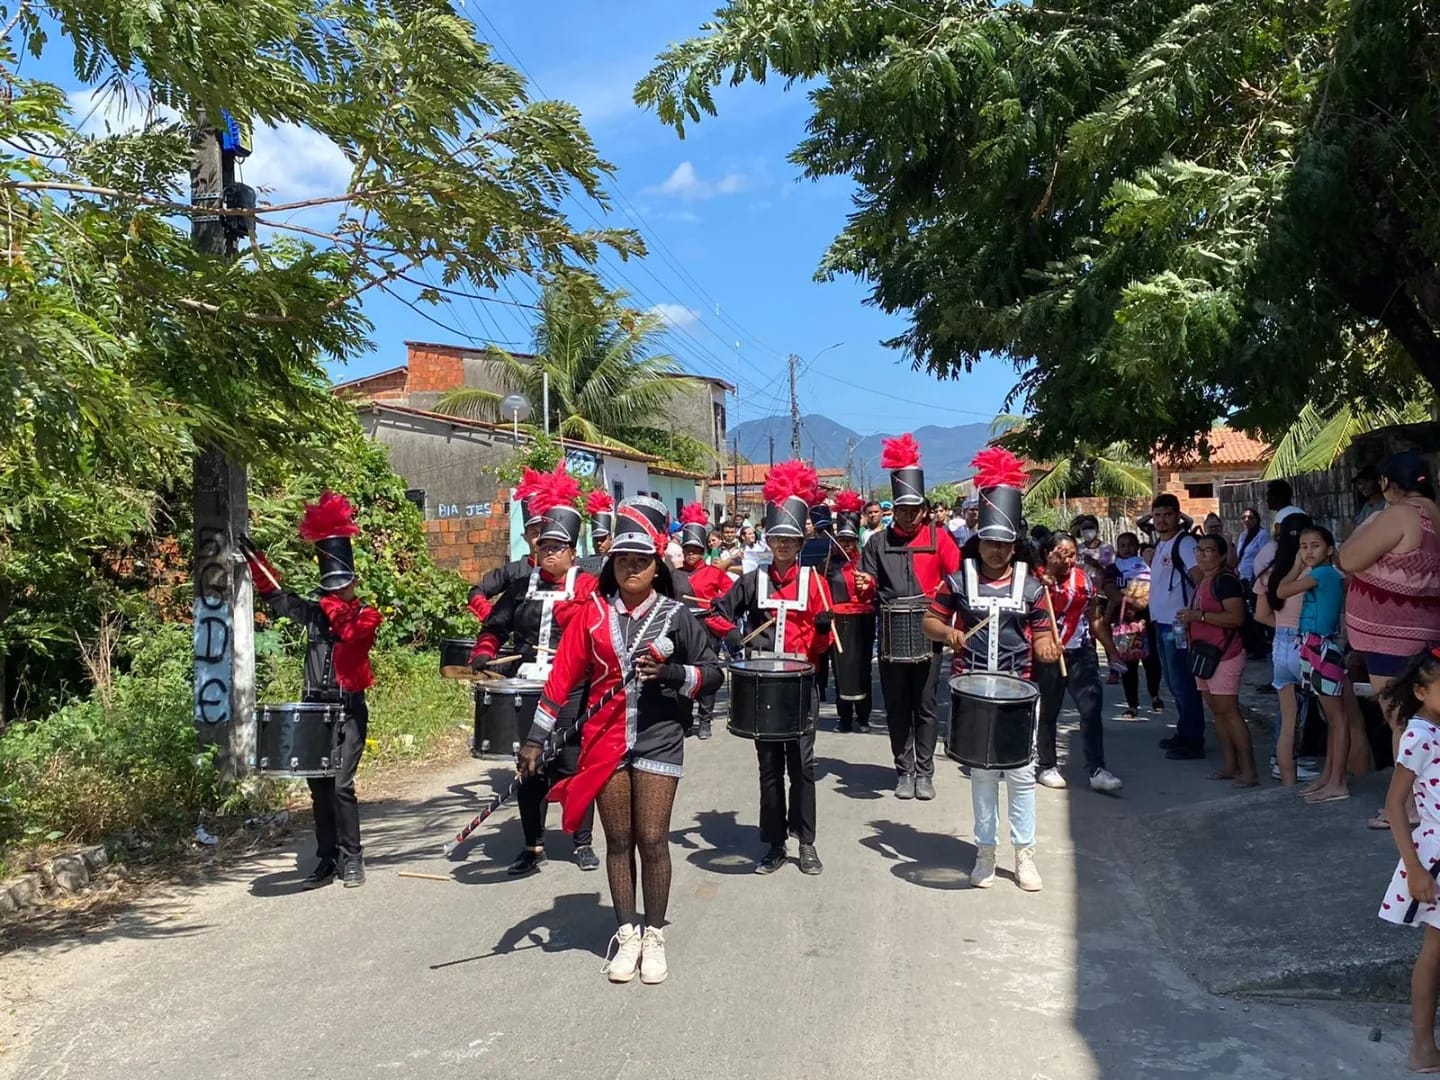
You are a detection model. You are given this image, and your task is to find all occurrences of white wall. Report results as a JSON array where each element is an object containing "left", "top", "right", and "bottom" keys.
[{"left": 602, "top": 456, "right": 650, "bottom": 506}]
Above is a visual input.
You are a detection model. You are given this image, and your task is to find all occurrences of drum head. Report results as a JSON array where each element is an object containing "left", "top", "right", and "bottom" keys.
[
  {"left": 950, "top": 673, "right": 1038, "bottom": 701},
  {"left": 732, "top": 657, "right": 814, "bottom": 676},
  {"left": 259, "top": 702, "right": 340, "bottom": 717},
  {"left": 487, "top": 678, "right": 544, "bottom": 695}
]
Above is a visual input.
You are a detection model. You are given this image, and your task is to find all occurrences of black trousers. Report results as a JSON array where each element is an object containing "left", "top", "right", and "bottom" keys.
[
  {"left": 879, "top": 649, "right": 942, "bottom": 778},
  {"left": 814, "top": 650, "right": 830, "bottom": 700},
  {"left": 837, "top": 696, "right": 872, "bottom": 726},
  {"left": 308, "top": 693, "right": 367, "bottom": 862},
  {"left": 757, "top": 731, "right": 816, "bottom": 846},
  {"left": 697, "top": 687, "right": 717, "bottom": 724},
  {"left": 1121, "top": 638, "right": 1163, "bottom": 709},
  {"left": 518, "top": 739, "right": 594, "bottom": 848},
  {"left": 1035, "top": 647, "right": 1106, "bottom": 773}
]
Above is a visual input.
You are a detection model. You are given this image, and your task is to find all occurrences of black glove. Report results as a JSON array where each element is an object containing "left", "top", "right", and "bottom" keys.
[
  {"left": 469, "top": 655, "right": 491, "bottom": 674},
  {"left": 724, "top": 627, "right": 744, "bottom": 652},
  {"left": 814, "top": 611, "right": 833, "bottom": 635}
]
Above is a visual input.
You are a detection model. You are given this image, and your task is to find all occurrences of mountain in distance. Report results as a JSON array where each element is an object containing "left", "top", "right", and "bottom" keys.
[{"left": 731, "top": 414, "right": 995, "bottom": 491}]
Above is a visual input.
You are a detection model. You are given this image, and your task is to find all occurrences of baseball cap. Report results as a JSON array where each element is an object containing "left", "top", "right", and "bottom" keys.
[{"left": 880, "top": 500, "right": 893, "bottom": 510}]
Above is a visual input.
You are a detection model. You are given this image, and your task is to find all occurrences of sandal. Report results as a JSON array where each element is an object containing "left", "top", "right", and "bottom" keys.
[{"left": 1368, "top": 809, "right": 1390, "bottom": 830}]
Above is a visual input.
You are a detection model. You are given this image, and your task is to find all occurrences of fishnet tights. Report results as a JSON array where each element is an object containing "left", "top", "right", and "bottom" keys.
[{"left": 594, "top": 768, "right": 678, "bottom": 927}]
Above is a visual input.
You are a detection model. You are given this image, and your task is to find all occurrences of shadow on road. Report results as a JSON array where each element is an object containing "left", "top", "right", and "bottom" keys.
[
  {"left": 671, "top": 809, "right": 755, "bottom": 875},
  {"left": 428, "top": 891, "right": 613, "bottom": 970},
  {"left": 860, "top": 818, "right": 974, "bottom": 891},
  {"left": 815, "top": 755, "right": 893, "bottom": 800}
]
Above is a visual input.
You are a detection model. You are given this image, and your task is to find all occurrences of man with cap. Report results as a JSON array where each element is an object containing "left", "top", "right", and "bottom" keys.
[
  {"left": 578, "top": 489, "right": 615, "bottom": 576},
  {"left": 711, "top": 462, "right": 835, "bottom": 875},
  {"left": 676, "top": 504, "right": 732, "bottom": 739},
  {"left": 829, "top": 490, "right": 877, "bottom": 732},
  {"left": 472, "top": 465, "right": 601, "bottom": 875},
  {"left": 243, "top": 491, "right": 383, "bottom": 889},
  {"left": 860, "top": 434, "right": 962, "bottom": 800}
]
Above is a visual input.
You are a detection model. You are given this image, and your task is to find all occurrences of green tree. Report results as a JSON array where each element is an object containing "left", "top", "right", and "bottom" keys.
[
  {"left": 636, "top": 0, "right": 1440, "bottom": 458},
  {"left": 435, "top": 275, "right": 714, "bottom": 471},
  {"left": 990, "top": 418, "right": 1152, "bottom": 515}
]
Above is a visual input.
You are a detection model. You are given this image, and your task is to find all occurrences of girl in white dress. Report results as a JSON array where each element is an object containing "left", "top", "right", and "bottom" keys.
[{"left": 1380, "top": 649, "right": 1440, "bottom": 1073}]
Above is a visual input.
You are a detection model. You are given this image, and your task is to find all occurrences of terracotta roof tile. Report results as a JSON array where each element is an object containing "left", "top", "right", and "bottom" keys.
[
  {"left": 1156, "top": 427, "right": 1269, "bottom": 467},
  {"left": 720, "top": 464, "right": 846, "bottom": 486}
]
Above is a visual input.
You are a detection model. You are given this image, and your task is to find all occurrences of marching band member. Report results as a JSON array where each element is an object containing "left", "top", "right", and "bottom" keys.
[
  {"left": 711, "top": 462, "right": 835, "bottom": 877},
  {"left": 468, "top": 471, "right": 550, "bottom": 606},
  {"left": 861, "top": 434, "right": 961, "bottom": 800},
  {"left": 923, "top": 449, "right": 1058, "bottom": 892},
  {"left": 244, "top": 492, "right": 383, "bottom": 890},
  {"left": 578, "top": 489, "right": 614, "bottom": 576},
  {"left": 520, "top": 496, "right": 722, "bottom": 985},
  {"left": 829, "top": 490, "right": 877, "bottom": 732},
  {"left": 472, "top": 467, "right": 600, "bottom": 875},
  {"left": 678, "top": 503, "right": 733, "bottom": 740}
]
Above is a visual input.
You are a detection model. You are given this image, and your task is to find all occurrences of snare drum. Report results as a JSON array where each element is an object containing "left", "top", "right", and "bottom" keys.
[
  {"left": 831, "top": 613, "right": 875, "bottom": 700},
  {"left": 945, "top": 673, "right": 1039, "bottom": 770},
  {"left": 439, "top": 638, "right": 478, "bottom": 680},
  {"left": 472, "top": 678, "right": 543, "bottom": 758},
  {"left": 879, "top": 596, "right": 932, "bottom": 663},
  {"left": 727, "top": 657, "right": 815, "bottom": 741},
  {"left": 255, "top": 702, "right": 342, "bottom": 778}
]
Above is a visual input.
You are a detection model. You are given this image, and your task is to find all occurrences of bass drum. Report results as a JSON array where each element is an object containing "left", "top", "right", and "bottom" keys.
[
  {"left": 945, "top": 673, "right": 1039, "bottom": 770},
  {"left": 256, "top": 702, "right": 343, "bottom": 778},
  {"left": 472, "top": 678, "right": 543, "bottom": 759},
  {"left": 830, "top": 613, "right": 875, "bottom": 701},
  {"left": 727, "top": 657, "right": 815, "bottom": 741},
  {"left": 439, "top": 638, "right": 478, "bottom": 680}
]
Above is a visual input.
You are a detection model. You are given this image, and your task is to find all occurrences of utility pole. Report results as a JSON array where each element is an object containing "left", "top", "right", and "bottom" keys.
[
  {"left": 788, "top": 353, "right": 801, "bottom": 458},
  {"left": 731, "top": 438, "right": 741, "bottom": 523},
  {"left": 768, "top": 434, "right": 774, "bottom": 468},
  {"left": 191, "top": 111, "right": 254, "bottom": 784},
  {"left": 846, "top": 437, "right": 856, "bottom": 489}
]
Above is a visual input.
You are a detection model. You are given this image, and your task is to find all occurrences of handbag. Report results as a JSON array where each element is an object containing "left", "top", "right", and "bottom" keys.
[
  {"left": 1300, "top": 632, "right": 1345, "bottom": 696},
  {"left": 1112, "top": 598, "right": 1149, "bottom": 663},
  {"left": 1186, "top": 624, "right": 1237, "bottom": 679}
]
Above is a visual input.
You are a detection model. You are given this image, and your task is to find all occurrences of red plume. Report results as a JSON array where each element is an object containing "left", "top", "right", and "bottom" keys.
[
  {"left": 513, "top": 467, "right": 546, "bottom": 505},
  {"left": 585, "top": 489, "right": 613, "bottom": 516},
  {"left": 526, "top": 460, "right": 581, "bottom": 514},
  {"left": 880, "top": 433, "right": 921, "bottom": 470},
  {"left": 763, "top": 460, "right": 821, "bottom": 506},
  {"left": 299, "top": 490, "right": 360, "bottom": 542},
  {"left": 680, "top": 502, "right": 709, "bottom": 526},
  {"left": 970, "top": 447, "right": 1030, "bottom": 489},
  {"left": 833, "top": 489, "right": 864, "bottom": 513}
]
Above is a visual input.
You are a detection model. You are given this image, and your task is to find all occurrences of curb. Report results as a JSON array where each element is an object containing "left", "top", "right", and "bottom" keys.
[{"left": 0, "top": 845, "right": 109, "bottom": 914}]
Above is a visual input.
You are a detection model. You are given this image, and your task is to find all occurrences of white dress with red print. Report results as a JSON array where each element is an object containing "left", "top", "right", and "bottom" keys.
[{"left": 1379, "top": 716, "right": 1440, "bottom": 927}]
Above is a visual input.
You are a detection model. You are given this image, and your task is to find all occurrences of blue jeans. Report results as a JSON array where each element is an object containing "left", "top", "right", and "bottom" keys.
[
  {"left": 971, "top": 763, "right": 1036, "bottom": 848},
  {"left": 1155, "top": 623, "right": 1205, "bottom": 749}
]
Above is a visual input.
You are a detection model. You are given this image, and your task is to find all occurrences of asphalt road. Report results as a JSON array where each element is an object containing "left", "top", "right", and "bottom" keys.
[{"left": 0, "top": 686, "right": 1409, "bottom": 1079}]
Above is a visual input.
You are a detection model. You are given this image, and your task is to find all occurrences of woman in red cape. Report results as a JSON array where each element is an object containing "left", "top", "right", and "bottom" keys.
[{"left": 518, "top": 495, "right": 722, "bottom": 986}]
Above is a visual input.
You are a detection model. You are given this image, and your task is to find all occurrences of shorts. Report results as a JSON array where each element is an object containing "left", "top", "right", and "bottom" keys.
[
  {"left": 1271, "top": 626, "right": 1303, "bottom": 689},
  {"left": 1364, "top": 649, "right": 1427, "bottom": 680},
  {"left": 1196, "top": 651, "right": 1245, "bottom": 697}
]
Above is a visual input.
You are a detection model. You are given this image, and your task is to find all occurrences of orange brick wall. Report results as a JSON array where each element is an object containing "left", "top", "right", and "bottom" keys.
[
  {"left": 335, "top": 369, "right": 409, "bottom": 401},
  {"left": 1156, "top": 463, "right": 1264, "bottom": 521},
  {"left": 407, "top": 343, "right": 465, "bottom": 393},
  {"left": 422, "top": 501, "right": 511, "bottom": 580}
]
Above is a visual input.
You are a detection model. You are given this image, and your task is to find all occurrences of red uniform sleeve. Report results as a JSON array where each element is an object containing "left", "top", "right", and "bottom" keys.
[
  {"left": 533, "top": 599, "right": 598, "bottom": 740},
  {"left": 555, "top": 572, "right": 600, "bottom": 630},
  {"left": 319, "top": 594, "right": 382, "bottom": 642},
  {"left": 938, "top": 527, "right": 961, "bottom": 578},
  {"left": 929, "top": 576, "right": 958, "bottom": 623},
  {"left": 244, "top": 548, "right": 283, "bottom": 596},
  {"left": 467, "top": 591, "right": 493, "bottom": 625}
]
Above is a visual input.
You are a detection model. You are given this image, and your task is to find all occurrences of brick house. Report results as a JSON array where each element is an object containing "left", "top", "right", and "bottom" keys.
[
  {"left": 1151, "top": 428, "right": 1269, "bottom": 521},
  {"left": 718, "top": 463, "right": 848, "bottom": 525}
]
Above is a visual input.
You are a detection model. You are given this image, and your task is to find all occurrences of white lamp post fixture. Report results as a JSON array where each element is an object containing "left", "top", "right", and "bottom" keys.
[{"left": 500, "top": 393, "right": 532, "bottom": 443}]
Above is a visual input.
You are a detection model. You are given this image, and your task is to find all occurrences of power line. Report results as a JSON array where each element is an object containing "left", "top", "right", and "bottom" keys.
[{"left": 806, "top": 368, "right": 1003, "bottom": 420}]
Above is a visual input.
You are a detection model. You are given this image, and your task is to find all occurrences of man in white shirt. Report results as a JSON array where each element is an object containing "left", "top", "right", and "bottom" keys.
[
  {"left": 1147, "top": 493, "right": 1206, "bottom": 760},
  {"left": 948, "top": 497, "right": 978, "bottom": 545}
]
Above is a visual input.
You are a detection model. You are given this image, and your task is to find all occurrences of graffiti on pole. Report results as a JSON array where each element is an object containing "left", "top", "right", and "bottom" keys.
[{"left": 193, "top": 526, "right": 233, "bottom": 726}]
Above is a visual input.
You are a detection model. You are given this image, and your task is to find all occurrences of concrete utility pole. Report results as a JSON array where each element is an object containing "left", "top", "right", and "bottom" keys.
[
  {"left": 768, "top": 434, "right": 774, "bottom": 468},
  {"left": 788, "top": 353, "right": 801, "bottom": 458},
  {"left": 846, "top": 437, "right": 856, "bottom": 489},
  {"left": 191, "top": 111, "right": 254, "bottom": 783}
]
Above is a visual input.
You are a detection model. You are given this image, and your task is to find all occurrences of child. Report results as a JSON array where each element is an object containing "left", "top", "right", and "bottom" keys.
[
  {"left": 1277, "top": 525, "right": 1349, "bottom": 802},
  {"left": 1379, "top": 650, "right": 1440, "bottom": 1073}
]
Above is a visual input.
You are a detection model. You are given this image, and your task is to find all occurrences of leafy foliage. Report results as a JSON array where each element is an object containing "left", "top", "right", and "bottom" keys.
[{"left": 637, "top": 0, "right": 1440, "bottom": 457}]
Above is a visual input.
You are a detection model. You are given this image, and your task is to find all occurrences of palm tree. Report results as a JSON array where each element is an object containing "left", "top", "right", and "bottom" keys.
[
  {"left": 989, "top": 416, "right": 1152, "bottom": 515},
  {"left": 1263, "top": 400, "right": 1430, "bottom": 480},
  {"left": 434, "top": 275, "right": 700, "bottom": 462}
]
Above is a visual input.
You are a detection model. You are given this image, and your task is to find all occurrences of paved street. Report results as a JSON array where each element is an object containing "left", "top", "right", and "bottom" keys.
[{"left": 0, "top": 683, "right": 1410, "bottom": 1079}]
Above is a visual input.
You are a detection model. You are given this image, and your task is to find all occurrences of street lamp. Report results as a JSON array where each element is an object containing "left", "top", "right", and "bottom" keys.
[{"left": 500, "top": 393, "right": 532, "bottom": 443}]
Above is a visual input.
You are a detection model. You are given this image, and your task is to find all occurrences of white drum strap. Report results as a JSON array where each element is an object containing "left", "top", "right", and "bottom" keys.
[
  {"left": 525, "top": 566, "right": 578, "bottom": 664},
  {"left": 963, "top": 559, "right": 1029, "bottom": 672},
  {"left": 758, "top": 567, "right": 809, "bottom": 658}
]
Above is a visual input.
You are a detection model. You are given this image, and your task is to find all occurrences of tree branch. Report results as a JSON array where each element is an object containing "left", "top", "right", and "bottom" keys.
[{"left": 3, "top": 179, "right": 392, "bottom": 218}]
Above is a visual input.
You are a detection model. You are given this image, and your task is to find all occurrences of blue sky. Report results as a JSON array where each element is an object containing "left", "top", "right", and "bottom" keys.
[{"left": 41, "top": 1, "right": 1017, "bottom": 435}]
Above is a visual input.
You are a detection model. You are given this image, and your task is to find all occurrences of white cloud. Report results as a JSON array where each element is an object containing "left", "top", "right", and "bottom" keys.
[
  {"left": 645, "top": 161, "right": 749, "bottom": 201},
  {"left": 648, "top": 303, "right": 700, "bottom": 329}
]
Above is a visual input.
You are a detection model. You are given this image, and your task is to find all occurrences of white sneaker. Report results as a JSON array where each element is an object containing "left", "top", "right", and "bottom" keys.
[
  {"left": 640, "top": 925, "right": 667, "bottom": 985},
  {"left": 1036, "top": 767, "right": 1067, "bottom": 789},
  {"left": 1015, "top": 845, "right": 1043, "bottom": 892},
  {"left": 969, "top": 844, "right": 997, "bottom": 888},
  {"left": 604, "top": 923, "right": 642, "bottom": 983},
  {"left": 1089, "top": 767, "right": 1123, "bottom": 793}
]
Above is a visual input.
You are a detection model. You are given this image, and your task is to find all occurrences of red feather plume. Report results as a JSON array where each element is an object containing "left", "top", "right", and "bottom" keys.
[
  {"left": 299, "top": 490, "right": 360, "bottom": 542},
  {"left": 832, "top": 489, "right": 865, "bottom": 513},
  {"left": 513, "top": 467, "right": 546, "bottom": 505},
  {"left": 525, "top": 460, "right": 581, "bottom": 514},
  {"left": 585, "top": 489, "right": 613, "bottom": 516},
  {"left": 763, "top": 460, "right": 821, "bottom": 506},
  {"left": 880, "top": 433, "right": 921, "bottom": 470},
  {"left": 970, "top": 447, "right": 1030, "bottom": 490},
  {"left": 679, "top": 502, "right": 709, "bottom": 526}
]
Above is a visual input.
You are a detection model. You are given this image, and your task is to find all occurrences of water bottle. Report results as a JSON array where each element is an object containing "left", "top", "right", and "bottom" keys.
[{"left": 1172, "top": 618, "right": 1187, "bottom": 650}]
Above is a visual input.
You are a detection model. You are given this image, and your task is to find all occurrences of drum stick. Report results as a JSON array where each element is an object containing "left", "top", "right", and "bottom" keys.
[
  {"left": 1043, "top": 590, "right": 1068, "bottom": 678},
  {"left": 815, "top": 575, "right": 844, "bottom": 655},
  {"left": 398, "top": 871, "right": 451, "bottom": 883},
  {"left": 490, "top": 654, "right": 523, "bottom": 665},
  {"left": 740, "top": 617, "right": 776, "bottom": 646},
  {"left": 960, "top": 612, "right": 994, "bottom": 644}
]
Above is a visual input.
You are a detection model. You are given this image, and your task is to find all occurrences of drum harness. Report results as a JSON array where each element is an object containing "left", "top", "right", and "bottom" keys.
[
  {"left": 755, "top": 567, "right": 811, "bottom": 662},
  {"left": 517, "top": 566, "right": 578, "bottom": 682},
  {"left": 961, "top": 559, "right": 1031, "bottom": 674}
]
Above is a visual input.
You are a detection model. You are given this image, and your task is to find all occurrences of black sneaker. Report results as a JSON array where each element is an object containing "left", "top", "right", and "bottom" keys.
[
  {"left": 1158, "top": 736, "right": 1179, "bottom": 750},
  {"left": 914, "top": 776, "right": 936, "bottom": 801},
  {"left": 754, "top": 845, "right": 787, "bottom": 875},
  {"left": 895, "top": 774, "right": 916, "bottom": 800},
  {"left": 837, "top": 721, "right": 854, "bottom": 733},
  {"left": 1165, "top": 744, "right": 1205, "bottom": 760},
  {"left": 697, "top": 720, "right": 712, "bottom": 740},
  {"left": 798, "top": 844, "right": 823, "bottom": 876},
  {"left": 507, "top": 849, "right": 547, "bottom": 876},
  {"left": 301, "top": 859, "right": 337, "bottom": 890},
  {"left": 573, "top": 845, "right": 600, "bottom": 872},
  {"left": 342, "top": 857, "right": 366, "bottom": 888}
]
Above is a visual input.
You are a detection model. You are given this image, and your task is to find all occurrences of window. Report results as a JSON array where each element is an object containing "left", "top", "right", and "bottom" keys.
[
  {"left": 1184, "top": 482, "right": 1215, "bottom": 499},
  {"left": 404, "top": 488, "right": 426, "bottom": 512},
  {"left": 612, "top": 481, "right": 624, "bottom": 502},
  {"left": 676, "top": 497, "right": 684, "bottom": 518}
]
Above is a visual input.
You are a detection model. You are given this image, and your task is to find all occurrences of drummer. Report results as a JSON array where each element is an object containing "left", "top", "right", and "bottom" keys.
[
  {"left": 677, "top": 504, "right": 733, "bottom": 740},
  {"left": 923, "top": 448, "right": 1059, "bottom": 893},
  {"left": 244, "top": 492, "right": 383, "bottom": 890},
  {"left": 469, "top": 468, "right": 553, "bottom": 610},
  {"left": 578, "top": 489, "right": 614, "bottom": 576},
  {"left": 860, "top": 434, "right": 961, "bottom": 800},
  {"left": 711, "top": 461, "right": 835, "bottom": 876},
  {"left": 472, "top": 469, "right": 601, "bottom": 875},
  {"left": 828, "top": 490, "right": 877, "bottom": 732}
]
